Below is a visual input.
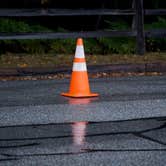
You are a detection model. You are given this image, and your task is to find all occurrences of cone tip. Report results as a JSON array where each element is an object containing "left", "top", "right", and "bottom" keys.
[{"left": 77, "top": 38, "right": 83, "bottom": 46}]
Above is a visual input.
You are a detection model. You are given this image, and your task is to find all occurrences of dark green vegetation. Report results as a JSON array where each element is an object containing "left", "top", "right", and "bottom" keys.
[
  {"left": 0, "top": 17, "right": 166, "bottom": 55},
  {"left": 0, "top": 0, "right": 165, "bottom": 55}
]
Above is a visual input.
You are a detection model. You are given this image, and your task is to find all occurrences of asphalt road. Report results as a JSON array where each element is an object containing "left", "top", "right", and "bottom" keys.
[
  {"left": 0, "top": 76, "right": 166, "bottom": 126},
  {"left": 0, "top": 118, "right": 166, "bottom": 166},
  {"left": 0, "top": 76, "right": 166, "bottom": 165}
]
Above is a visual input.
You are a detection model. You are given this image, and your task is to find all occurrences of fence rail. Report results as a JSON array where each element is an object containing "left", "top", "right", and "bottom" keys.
[
  {"left": 0, "top": 8, "right": 166, "bottom": 17},
  {"left": 0, "top": 9, "right": 136, "bottom": 16},
  {"left": 0, "top": 31, "right": 137, "bottom": 40},
  {"left": 0, "top": 30, "right": 165, "bottom": 40},
  {"left": 0, "top": 0, "right": 165, "bottom": 55},
  {"left": 145, "top": 9, "right": 166, "bottom": 15}
]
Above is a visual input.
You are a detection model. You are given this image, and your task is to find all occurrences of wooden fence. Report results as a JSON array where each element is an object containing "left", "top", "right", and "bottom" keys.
[{"left": 0, "top": 0, "right": 166, "bottom": 55}]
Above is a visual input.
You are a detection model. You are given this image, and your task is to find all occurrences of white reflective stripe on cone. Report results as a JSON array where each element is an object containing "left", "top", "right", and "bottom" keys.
[
  {"left": 72, "top": 62, "right": 87, "bottom": 71},
  {"left": 75, "top": 46, "right": 85, "bottom": 58}
]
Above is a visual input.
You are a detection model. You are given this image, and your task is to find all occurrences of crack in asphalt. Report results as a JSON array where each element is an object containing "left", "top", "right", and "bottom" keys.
[
  {"left": 0, "top": 119, "right": 165, "bottom": 162},
  {"left": 0, "top": 121, "right": 165, "bottom": 143},
  {"left": 134, "top": 133, "right": 166, "bottom": 146},
  {"left": 139, "top": 122, "right": 166, "bottom": 133},
  {"left": 0, "top": 116, "right": 165, "bottom": 128},
  {"left": 0, "top": 158, "right": 18, "bottom": 162},
  {"left": 1, "top": 148, "right": 166, "bottom": 160},
  {"left": 84, "top": 148, "right": 166, "bottom": 152},
  {"left": 0, "top": 143, "right": 40, "bottom": 149},
  {"left": 133, "top": 122, "right": 166, "bottom": 146}
]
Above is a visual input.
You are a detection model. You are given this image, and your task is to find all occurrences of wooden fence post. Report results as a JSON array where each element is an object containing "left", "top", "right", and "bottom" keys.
[
  {"left": 132, "top": 0, "right": 136, "bottom": 31},
  {"left": 135, "top": 0, "right": 145, "bottom": 55}
]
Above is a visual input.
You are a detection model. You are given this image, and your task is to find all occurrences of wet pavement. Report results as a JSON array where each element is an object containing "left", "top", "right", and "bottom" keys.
[
  {"left": 0, "top": 76, "right": 166, "bottom": 126},
  {"left": 0, "top": 76, "right": 166, "bottom": 165},
  {"left": 0, "top": 118, "right": 166, "bottom": 165}
]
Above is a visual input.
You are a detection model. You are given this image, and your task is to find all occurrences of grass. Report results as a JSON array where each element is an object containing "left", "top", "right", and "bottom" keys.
[{"left": 0, "top": 52, "right": 166, "bottom": 68}]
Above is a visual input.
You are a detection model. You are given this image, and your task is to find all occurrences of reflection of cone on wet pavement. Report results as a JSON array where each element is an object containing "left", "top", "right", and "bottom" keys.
[
  {"left": 72, "top": 121, "right": 87, "bottom": 146},
  {"left": 68, "top": 97, "right": 98, "bottom": 105},
  {"left": 61, "top": 38, "right": 99, "bottom": 98}
]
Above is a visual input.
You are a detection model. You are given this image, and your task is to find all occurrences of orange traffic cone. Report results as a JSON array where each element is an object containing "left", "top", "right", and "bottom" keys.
[{"left": 61, "top": 38, "right": 99, "bottom": 98}]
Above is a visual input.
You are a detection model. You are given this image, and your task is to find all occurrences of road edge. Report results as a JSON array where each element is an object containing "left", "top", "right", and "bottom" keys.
[{"left": 0, "top": 63, "right": 166, "bottom": 76}]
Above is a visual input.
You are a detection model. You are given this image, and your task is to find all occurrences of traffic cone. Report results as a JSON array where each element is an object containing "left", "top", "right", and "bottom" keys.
[{"left": 61, "top": 38, "right": 99, "bottom": 98}]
